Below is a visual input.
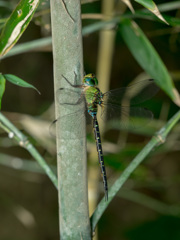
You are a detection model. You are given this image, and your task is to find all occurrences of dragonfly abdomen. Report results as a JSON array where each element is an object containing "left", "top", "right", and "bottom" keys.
[{"left": 93, "top": 116, "right": 108, "bottom": 201}]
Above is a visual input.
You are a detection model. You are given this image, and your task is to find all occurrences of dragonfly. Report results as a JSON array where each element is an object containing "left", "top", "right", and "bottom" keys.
[{"left": 53, "top": 73, "right": 159, "bottom": 201}]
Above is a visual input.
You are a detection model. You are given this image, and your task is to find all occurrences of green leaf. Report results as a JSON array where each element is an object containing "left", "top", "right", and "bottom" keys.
[
  {"left": 0, "top": 0, "right": 40, "bottom": 57},
  {"left": 163, "top": 15, "right": 180, "bottom": 27},
  {"left": 121, "top": 0, "right": 135, "bottom": 13},
  {"left": 146, "top": 1, "right": 180, "bottom": 13},
  {"left": 3, "top": 74, "right": 40, "bottom": 94},
  {"left": 130, "top": 11, "right": 180, "bottom": 27},
  {"left": 135, "top": 0, "right": 154, "bottom": 9},
  {"left": 135, "top": 0, "right": 168, "bottom": 25},
  {"left": 0, "top": 73, "right": 6, "bottom": 110},
  {"left": 119, "top": 19, "right": 180, "bottom": 106},
  {"left": 0, "top": 37, "right": 52, "bottom": 60}
]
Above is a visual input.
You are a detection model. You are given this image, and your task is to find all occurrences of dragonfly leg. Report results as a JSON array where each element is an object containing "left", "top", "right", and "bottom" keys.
[
  {"left": 60, "top": 96, "right": 84, "bottom": 106},
  {"left": 61, "top": 74, "right": 82, "bottom": 88},
  {"left": 58, "top": 87, "right": 84, "bottom": 106}
]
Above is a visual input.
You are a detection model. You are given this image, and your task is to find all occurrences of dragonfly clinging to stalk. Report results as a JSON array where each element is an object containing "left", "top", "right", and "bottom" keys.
[{"left": 53, "top": 73, "right": 159, "bottom": 201}]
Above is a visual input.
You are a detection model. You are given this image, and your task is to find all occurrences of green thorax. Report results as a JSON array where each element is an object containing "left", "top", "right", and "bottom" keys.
[
  {"left": 85, "top": 86, "right": 101, "bottom": 103},
  {"left": 84, "top": 86, "right": 102, "bottom": 114},
  {"left": 82, "top": 73, "right": 102, "bottom": 114}
]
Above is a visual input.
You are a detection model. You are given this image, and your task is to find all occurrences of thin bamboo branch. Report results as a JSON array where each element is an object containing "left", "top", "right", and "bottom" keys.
[
  {"left": 119, "top": 189, "right": 180, "bottom": 216},
  {"left": 0, "top": 112, "right": 58, "bottom": 189},
  {"left": 0, "top": 153, "right": 57, "bottom": 174},
  {"left": 91, "top": 110, "right": 180, "bottom": 232}
]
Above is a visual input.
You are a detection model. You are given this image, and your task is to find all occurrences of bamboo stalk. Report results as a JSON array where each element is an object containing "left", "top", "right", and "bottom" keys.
[{"left": 50, "top": 0, "right": 91, "bottom": 239}]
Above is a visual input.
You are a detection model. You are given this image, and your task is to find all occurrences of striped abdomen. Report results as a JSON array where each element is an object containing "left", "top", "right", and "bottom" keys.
[{"left": 93, "top": 116, "right": 108, "bottom": 201}]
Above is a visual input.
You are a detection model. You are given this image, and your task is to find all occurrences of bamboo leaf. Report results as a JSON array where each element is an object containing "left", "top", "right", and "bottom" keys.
[
  {"left": 119, "top": 19, "right": 180, "bottom": 106},
  {"left": 163, "top": 15, "right": 180, "bottom": 26},
  {"left": 139, "top": 1, "right": 180, "bottom": 13},
  {"left": 135, "top": 0, "right": 169, "bottom": 25},
  {"left": 130, "top": 11, "right": 180, "bottom": 26},
  {"left": 0, "top": 0, "right": 40, "bottom": 57},
  {"left": 0, "top": 37, "right": 52, "bottom": 59},
  {"left": 0, "top": 73, "right": 6, "bottom": 110},
  {"left": 3, "top": 74, "right": 40, "bottom": 94},
  {"left": 121, "top": 0, "right": 135, "bottom": 13}
]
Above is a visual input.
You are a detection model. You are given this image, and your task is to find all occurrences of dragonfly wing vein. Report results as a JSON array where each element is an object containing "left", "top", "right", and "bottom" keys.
[{"left": 102, "top": 79, "right": 159, "bottom": 106}]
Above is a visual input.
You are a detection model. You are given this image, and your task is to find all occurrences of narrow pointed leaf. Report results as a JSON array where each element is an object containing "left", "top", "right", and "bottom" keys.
[
  {"left": 119, "top": 19, "right": 180, "bottom": 106},
  {"left": 0, "top": 0, "right": 40, "bottom": 57},
  {"left": 4, "top": 74, "right": 40, "bottom": 94},
  {"left": 0, "top": 74, "right": 6, "bottom": 110},
  {"left": 121, "top": 0, "right": 135, "bottom": 13},
  {"left": 135, "top": 0, "right": 168, "bottom": 25}
]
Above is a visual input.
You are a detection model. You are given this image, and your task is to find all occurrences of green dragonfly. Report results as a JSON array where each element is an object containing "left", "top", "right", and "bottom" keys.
[{"left": 54, "top": 73, "right": 159, "bottom": 201}]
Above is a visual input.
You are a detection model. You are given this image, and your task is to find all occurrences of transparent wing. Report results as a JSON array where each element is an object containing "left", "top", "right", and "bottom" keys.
[
  {"left": 100, "top": 104, "right": 153, "bottom": 130},
  {"left": 51, "top": 87, "right": 94, "bottom": 139},
  {"left": 50, "top": 108, "right": 92, "bottom": 139},
  {"left": 52, "top": 79, "right": 159, "bottom": 137},
  {"left": 56, "top": 87, "right": 84, "bottom": 105},
  {"left": 57, "top": 79, "right": 159, "bottom": 106},
  {"left": 102, "top": 79, "right": 159, "bottom": 106}
]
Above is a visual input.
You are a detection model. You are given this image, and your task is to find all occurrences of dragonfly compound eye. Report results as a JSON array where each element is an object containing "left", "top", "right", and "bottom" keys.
[{"left": 83, "top": 73, "right": 99, "bottom": 86}]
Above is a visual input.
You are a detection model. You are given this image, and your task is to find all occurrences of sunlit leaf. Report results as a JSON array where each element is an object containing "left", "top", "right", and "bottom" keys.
[
  {"left": 119, "top": 19, "right": 180, "bottom": 106},
  {"left": 121, "top": 0, "right": 135, "bottom": 13},
  {"left": 0, "top": 0, "right": 40, "bottom": 57},
  {"left": 4, "top": 74, "right": 40, "bottom": 94},
  {"left": 0, "top": 74, "right": 6, "bottom": 110},
  {"left": 130, "top": 11, "right": 180, "bottom": 27},
  {"left": 135, "top": 0, "right": 168, "bottom": 25}
]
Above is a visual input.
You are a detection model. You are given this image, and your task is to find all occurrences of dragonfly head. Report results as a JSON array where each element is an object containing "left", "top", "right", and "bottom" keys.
[{"left": 83, "top": 73, "right": 98, "bottom": 87}]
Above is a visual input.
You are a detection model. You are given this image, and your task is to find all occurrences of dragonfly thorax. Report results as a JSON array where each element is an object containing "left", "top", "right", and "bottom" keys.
[{"left": 84, "top": 85, "right": 103, "bottom": 118}]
